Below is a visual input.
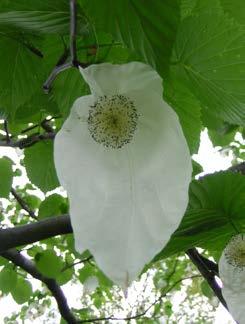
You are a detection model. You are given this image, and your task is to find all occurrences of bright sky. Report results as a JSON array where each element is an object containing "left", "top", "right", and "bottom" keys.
[{"left": 0, "top": 129, "right": 238, "bottom": 323}]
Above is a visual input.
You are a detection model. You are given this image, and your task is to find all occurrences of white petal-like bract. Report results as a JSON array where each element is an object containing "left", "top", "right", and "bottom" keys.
[
  {"left": 54, "top": 62, "right": 192, "bottom": 287},
  {"left": 219, "top": 234, "right": 245, "bottom": 324}
]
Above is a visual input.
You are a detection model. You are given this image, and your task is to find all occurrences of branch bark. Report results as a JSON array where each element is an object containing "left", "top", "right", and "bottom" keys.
[
  {"left": 11, "top": 188, "right": 37, "bottom": 220},
  {"left": 0, "top": 215, "right": 72, "bottom": 253},
  {"left": 1, "top": 249, "right": 78, "bottom": 324},
  {"left": 186, "top": 248, "right": 228, "bottom": 310}
]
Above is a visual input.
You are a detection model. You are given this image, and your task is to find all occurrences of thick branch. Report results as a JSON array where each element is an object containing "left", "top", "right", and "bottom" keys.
[
  {"left": 0, "top": 215, "right": 72, "bottom": 253},
  {"left": 1, "top": 249, "right": 78, "bottom": 324},
  {"left": 186, "top": 248, "right": 228, "bottom": 310}
]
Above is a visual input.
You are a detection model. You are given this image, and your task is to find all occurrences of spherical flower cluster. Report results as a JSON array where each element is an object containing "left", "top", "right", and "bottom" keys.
[
  {"left": 54, "top": 62, "right": 192, "bottom": 287},
  {"left": 219, "top": 234, "right": 245, "bottom": 323}
]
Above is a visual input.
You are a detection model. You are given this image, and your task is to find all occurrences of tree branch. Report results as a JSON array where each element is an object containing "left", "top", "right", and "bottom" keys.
[
  {"left": 186, "top": 248, "right": 228, "bottom": 310},
  {"left": 1, "top": 249, "right": 78, "bottom": 324},
  {"left": 70, "top": 0, "right": 77, "bottom": 64},
  {"left": 0, "top": 132, "right": 56, "bottom": 149},
  {"left": 43, "top": 0, "right": 88, "bottom": 93},
  {"left": 11, "top": 188, "right": 37, "bottom": 220},
  {"left": 0, "top": 215, "right": 72, "bottom": 253}
]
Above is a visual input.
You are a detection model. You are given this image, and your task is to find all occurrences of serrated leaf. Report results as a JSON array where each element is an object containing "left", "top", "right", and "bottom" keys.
[
  {"left": 35, "top": 250, "right": 63, "bottom": 278},
  {"left": 0, "top": 267, "right": 17, "bottom": 293},
  {"left": 84, "top": 0, "right": 180, "bottom": 76},
  {"left": 171, "top": 4, "right": 245, "bottom": 125},
  {"left": 157, "top": 172, "right": 245, "bottom": 259},
  {"left": 0, "top": 157, "right": 13, "bottom": 198},
  {"left": 0, "top": 0, "right": 87, "bottom": 35},
  {"left": 24, "top": 141, "right": 59, "bottom": 193},
  {"left": 38, "top": 193, "right": 67, "bottom": 219},
  {"left": 11, "top": 277, "right": 32, "bottom": 304}
]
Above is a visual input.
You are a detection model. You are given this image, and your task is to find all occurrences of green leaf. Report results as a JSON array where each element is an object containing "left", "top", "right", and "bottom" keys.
[
  {"left": 200, "top": 280, "right": 214, "bottom": 299},
  {"left": 0, "top": 37, "right": 43, "bottom": 118},
  {"left": 35, "top": 249, "right": 63, "bottom": 278},
  {"left": 221, "top": 0, "right": 245, "bottom": 27},
  {"left": 52, "top": 67, "right": 88, "bottom": 118},
  {"left": 84, "top": 0, "right": 181, "bottom": 76},
  {"left": 14, "top": 92, "right": 59, "bottom": 122},
  {"left": 157, "top": 172, "right": 245, "bottom": 259},
  {"left": 0, "top": 266, "right": 17, "bottom": 293},
  {"left": 11, "top": 277, "right": 32, "bottom": 304},
  {"left": 192, "top": 160, "right": 203, "bottom": 177},
  {"left": 79, "top": 264, "right": 95, "bottom": 284},
  {"left": 171, "top": 3, "right": 245, "bottom": 125},
  {"left": 0, "top": 0, "right": 87, "bottom": 35},
  {"left": 24, "top": 194, "right": 41, "bottom": 210},
  {"left": 164, "top": 77, "right": 202, "bottom": 154},
  {"left": 181, "top": 0, "right": 197, "bottom": 20},
  {"left": 24, "top": 141, "right": 59, "bottom": 193},
  {"left": 0, "top": 157, "right": 13, "bottom": 198},
  {"left": 56, "top": 268, "right": 73, "bottom": 286},
  {"left": 38, "top": 193, "right": 67, "bottom": 219},
  {"left": 208, "top": 125, "right": 237, "bottom": 147}
]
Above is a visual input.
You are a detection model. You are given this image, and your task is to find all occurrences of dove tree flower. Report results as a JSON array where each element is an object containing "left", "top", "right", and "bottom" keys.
[
  {"left": 219, "top": 234, "right": 245, "bottom": 324},
  {"left": 54, "top": 62, "right": 192, "bottom": 287}
]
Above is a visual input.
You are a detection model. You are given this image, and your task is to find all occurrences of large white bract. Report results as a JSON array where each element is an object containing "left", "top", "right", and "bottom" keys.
[
  {"left": 219, "top": 234, "right": 245, "bottom": 324},
  {"left": 54, "top": 62, "right": 192, "bottom": 287}
]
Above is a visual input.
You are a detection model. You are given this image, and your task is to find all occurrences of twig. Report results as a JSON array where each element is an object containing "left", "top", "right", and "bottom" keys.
[
  {"left": 40, "top": 118, "right": 55, "bottom": 133},
  {"left": 3, "top": 120, "right": 11, "bottom": 143},
  {"left": 78, "top": 275, "right": 201, "bottom": 323},
  {"left": 11, "top": 188, "right": 37, "bottom": 220},
  {"left": 186, "top": 248, "right": 228, "bottom": 310},
  {"left": 61, "top": 256, "right": 93, "bottom": 272},
  {"left": 43, "top": 0, "right": 88, "bottom": 93},
  {"left": 1, "top": 249, "right": 78, "bottom": 324},
  {"left": 0, "top": 215, "right": 72, "bottom": 253},
  {"left": 0, "top": 132, "right": 56, "bottom": 149},
  {"left": 43, "top": 62, "right": 73, "bottom": 93},
  {"left": 70, "top": 0, "right": 77, "bottom": 64}
]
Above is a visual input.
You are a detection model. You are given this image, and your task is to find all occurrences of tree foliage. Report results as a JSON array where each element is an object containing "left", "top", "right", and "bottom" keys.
[{"left": 0, "top": 0, "right": 244, "bottom": 323}]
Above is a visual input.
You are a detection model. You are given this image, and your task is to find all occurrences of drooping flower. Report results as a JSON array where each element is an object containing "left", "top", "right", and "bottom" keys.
[
  {"left": 219, "top": 234, "right": 245, "bottom": 323},
  {"left": 54, "top": 62, "right": 192, "bottom": 287}
]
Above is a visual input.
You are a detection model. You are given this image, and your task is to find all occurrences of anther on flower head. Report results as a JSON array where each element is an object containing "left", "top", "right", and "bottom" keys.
[
  {"left": 224, "top": 234, "right": 245, "bottom": 269},
  {"left": 87, "top": 95, "right": 138, "bottom": 149}
]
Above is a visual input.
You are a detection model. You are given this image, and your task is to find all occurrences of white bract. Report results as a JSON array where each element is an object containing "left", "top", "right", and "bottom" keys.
[
  {"left": 219, "top": 234, "right": 245, "bottom": 324},
  {"left": 54, "top": 62, "right": 192, "bottom": 287}
]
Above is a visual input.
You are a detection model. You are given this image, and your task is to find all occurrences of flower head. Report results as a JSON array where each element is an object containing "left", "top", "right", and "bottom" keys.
[
  {"left": 219, "top": 234, "right": 245, "bottom": 323},
  {"left": 224, "top": 234, "right": 245, "bottom": 269},
  {"left": 54, "top": 62, "right": 192, "bottom": 287}
]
